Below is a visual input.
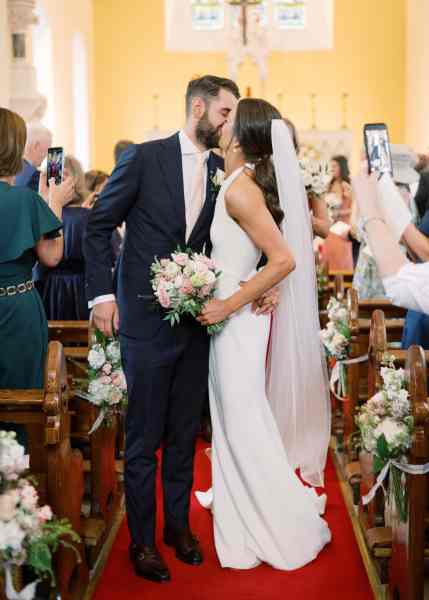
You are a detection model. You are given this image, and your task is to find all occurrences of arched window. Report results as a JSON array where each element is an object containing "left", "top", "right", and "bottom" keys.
[
  {"left": 32, "top": 2, "right": 54, "bottom": 129},
  {"left": 72, "top": 32, "right": 90, "bottom": 170},
  {"left": 273, "top": 0, "right": 306, "bottom": 29},
  {"left": 191, "top": 0, "right": 224, "bottom": 30}
]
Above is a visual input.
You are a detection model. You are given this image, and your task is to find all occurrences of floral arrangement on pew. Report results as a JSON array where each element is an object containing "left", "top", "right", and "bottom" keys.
[
  {"left": 356, "top": 355, "right": 414, "bottom": 522},
  {"left": 0, "top": 431, "right": 79, "bottom": 600},
  {"left": 75, "top": 332, "right": 128, "bottom": 434},
  {"left": 315, "top": 264, "right": 329, "bottom": 300},
  {"left": 299, "top": 158, "right": 331, "bottom": 200},
  {"left": 150, "top": 248, "right": 224, "bottom": 335},
  {"left": 320, "top": 297, "right": 352, "bottom": 399}
]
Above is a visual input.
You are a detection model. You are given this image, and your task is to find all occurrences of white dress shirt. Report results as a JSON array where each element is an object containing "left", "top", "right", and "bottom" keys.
[
  {"left": 89, "top": 130, "right": 210, "bottom": 308},
  {"left": 383, "top": 261, "right": 429, "bottom": 314}
]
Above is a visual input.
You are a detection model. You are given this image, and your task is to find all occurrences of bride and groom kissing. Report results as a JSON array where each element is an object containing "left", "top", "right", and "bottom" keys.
[{"left": 83, "top": 75, "right": 331, "bottom": 583}]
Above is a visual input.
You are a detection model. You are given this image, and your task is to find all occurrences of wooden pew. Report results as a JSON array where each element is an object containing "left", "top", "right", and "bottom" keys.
[
  {"left": 340, "top": 290, "right": 405, "bottom": 455},
  {"left": 389, "top": 346, "right": 429, "bottom": 600},
  {"left": 48, "top": 321, "right": 122, "bottom": 564},
  {"left": 0, "top": 342, "right": 89, "bottom": 600},
  {"left": 354, "top": 314, "right": 429, "bottom": 588}
]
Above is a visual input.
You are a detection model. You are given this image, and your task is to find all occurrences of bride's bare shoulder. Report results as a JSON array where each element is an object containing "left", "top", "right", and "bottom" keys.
[{"left": 224, "top": 171, "right": 265, "bottom": 217}]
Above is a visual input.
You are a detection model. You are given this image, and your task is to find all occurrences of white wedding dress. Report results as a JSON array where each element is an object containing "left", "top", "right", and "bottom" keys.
[{"left": 196, "top": 166, "right": 331, "bottom": 570}]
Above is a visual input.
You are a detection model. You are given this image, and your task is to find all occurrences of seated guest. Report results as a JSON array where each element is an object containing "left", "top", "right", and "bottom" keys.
[
  {"left": 352, "top": 169, "right": 429, "bottom": 316},
  {"left": 15, "top": 122, "right": 52, "bottom": 191},
  {"left": 114, "top": 139, "right": 134, "bottom": 166},
  {"left": 0, "top": 108, "right": 72, "bottom": 390},
  {"left": 35, "top": 155, "right": 92, "bottom": 320}
]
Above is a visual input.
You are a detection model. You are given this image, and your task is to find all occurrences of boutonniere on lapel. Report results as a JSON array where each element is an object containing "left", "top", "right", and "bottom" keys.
[{"left": 209, "top": 168, "right": 225, "bottom": 200}]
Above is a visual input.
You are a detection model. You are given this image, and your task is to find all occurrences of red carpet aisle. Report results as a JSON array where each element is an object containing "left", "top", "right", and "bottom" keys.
[{"left": 93, "top": 442, "right": 373, "bottom": 600}]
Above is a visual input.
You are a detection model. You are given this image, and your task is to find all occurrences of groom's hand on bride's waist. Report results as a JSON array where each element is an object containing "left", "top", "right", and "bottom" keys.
[
  {"left": 248, "top": 286, "right": 280, "bottom": 316},
  {"left": 91, "top": 300, "right": 119, "bottom": 337}
]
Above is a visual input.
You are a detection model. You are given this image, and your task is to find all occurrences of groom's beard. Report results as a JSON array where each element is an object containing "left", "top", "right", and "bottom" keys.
[{"left": 195, "top": 111, "right": 222, "bottom": 150}]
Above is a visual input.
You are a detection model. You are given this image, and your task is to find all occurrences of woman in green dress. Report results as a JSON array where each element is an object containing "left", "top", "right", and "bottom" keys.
[{"left": 0, "top": 108, "right": 73, "bottom": 389}]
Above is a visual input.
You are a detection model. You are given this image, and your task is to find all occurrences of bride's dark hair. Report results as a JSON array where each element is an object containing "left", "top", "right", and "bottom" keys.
[{"left": 233, "top": 98, "right": 284, "bottom": 227}]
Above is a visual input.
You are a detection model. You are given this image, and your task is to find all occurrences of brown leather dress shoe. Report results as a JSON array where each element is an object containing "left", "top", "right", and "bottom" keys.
[
  {"left": 164, "top": 528, "right": 203, "bottom": 566},
  {"left": 129, "top": 543, "right": 171, "bottom": 583}
]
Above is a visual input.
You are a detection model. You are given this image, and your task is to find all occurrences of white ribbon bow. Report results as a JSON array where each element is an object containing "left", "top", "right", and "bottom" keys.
[
  {"left": 4, "top": 565, "right": 39, "bottom": 600},
  {"left": 329, "top": 354, "right": 369, "bottom": 401},
  {"left": 362, "top": 459, "right": 429, "bottom": 505}
]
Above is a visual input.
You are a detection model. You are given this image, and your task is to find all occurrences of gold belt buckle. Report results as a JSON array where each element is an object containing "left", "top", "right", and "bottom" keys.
[{"left": 6, "top": 286, "right": 17, "bottom": 296}]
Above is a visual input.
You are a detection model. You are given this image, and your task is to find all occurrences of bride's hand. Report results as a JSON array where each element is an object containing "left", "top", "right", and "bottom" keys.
[
  {"left": 198, "top": 299, "right": 231, "bottom": 326},
  {"left": 252, "top": 286, "right": 280, "bottom": 315}
]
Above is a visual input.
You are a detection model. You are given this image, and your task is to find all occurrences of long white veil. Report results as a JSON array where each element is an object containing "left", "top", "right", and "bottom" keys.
[{"left": 266, "top": 119, "right": 331, "bottom": 487}]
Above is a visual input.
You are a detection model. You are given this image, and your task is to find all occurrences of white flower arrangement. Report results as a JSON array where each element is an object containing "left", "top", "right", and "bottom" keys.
[
  {"left": 320, "top": 297, "right": 352, "bottom": 398},
  {"left": 320, "top": 297, "right": 351, "bottom": 361},
  {"left": 0, "top": 431, "right": 78, "bottom": 596},
  {"left": 356, "top": 357, "right": 413, "bottom": 522},
  {"left": 356, "top": 360, "right": 412, "bottom": 461},
  {"left": 76, "top": 333, "right": 128, "bottom": 433},
  {"left": 299, "top": 158, "right": 331, "bottom": 199}
]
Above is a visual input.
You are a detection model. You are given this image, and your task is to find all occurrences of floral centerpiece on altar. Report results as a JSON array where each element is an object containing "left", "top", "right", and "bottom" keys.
[
  {"left": 0, "top": 431, "right": 79, "bottom": 599},
  {"left": 150, "top": 248, "right": 225, "bottom": 336},
  {"left": 356, "top": 355, "right": 413, "bottom": 522},
  {"left": 320, "top": 297, "right": 351, "bottom": 398},
  {"left": 75, "top": 332, "right": 128, "bottom": 434}
]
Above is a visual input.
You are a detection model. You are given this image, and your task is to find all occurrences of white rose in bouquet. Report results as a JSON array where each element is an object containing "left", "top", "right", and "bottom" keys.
[
  {"left": 88, "top": 379, "right": 110, "bottom": 406},
  {"left": 106, "top": 341, "right": 121, "bottom": 364},
  {"left": 374, "top": 418, "right": 411, "bottom": 450},
  {"left": 0, "top": 519, "right": 26, "bottom": 554},
  {"left": 0, "top": 490, "right": 18, "bottom": 521},
  {"left": 390, "top": 389, "right": 411, "bottom": 419},
  {"left": 0, "top": 432, "right": 29, "bottom": 481},
  {"left": 88, "top": 344, "right": 106, "bottom": 370}
]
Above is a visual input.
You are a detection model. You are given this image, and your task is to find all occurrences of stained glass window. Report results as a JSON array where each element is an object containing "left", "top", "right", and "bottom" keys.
[
  {"left": 273, "top": 0, "right": 306, "bottom": 29},
  {"left": 191, "top": 0, "right": 224, "bottom": 31}
]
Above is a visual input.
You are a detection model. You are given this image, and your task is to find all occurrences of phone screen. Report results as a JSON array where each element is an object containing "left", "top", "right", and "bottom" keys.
[
  {"left": 364, "top": 124, "right": 393, "bottom": 177},
  {"left": 46, "top": 147, "right": 64, "bottom": 186}
]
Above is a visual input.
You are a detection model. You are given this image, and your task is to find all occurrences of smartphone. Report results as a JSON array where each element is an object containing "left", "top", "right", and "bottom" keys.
[
  {"left": 46, "top": 146, "right": 64, "bottom": 186},
  {"left": 364, "top": 123, "right": 393, "bottom": 177}
]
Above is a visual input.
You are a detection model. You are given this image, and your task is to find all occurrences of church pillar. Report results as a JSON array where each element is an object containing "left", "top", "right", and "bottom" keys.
[
  {"left": 0, "top": 0, "right": 11, "bottom": 107},
  {"left": 405, "top": 0, "right": 429, "bottom": 152},
  {"left": 8, "top": 0, "right": 46, "bottom": 121}
]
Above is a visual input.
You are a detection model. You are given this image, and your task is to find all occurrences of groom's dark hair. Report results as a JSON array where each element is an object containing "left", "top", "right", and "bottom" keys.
[{"left": 185, "top": 75, "right": 240, "bottom": 116}]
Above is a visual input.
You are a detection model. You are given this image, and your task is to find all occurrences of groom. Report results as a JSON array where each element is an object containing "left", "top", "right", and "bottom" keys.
[{"left": 84, "top": 75, "right": 275, "bottom": 583}]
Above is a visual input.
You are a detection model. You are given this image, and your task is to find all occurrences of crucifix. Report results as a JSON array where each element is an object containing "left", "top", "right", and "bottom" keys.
[{"left": 228, "top": 0, "right": 262, "bottom": 46}]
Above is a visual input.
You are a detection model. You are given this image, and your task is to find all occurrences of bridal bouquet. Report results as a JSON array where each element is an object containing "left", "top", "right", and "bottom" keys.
[
  {"left": 0, "top": 431, "right": 79, "bottom": 597},
  {"left": 299, "top": 158, "right": 331, "bottom": 199},
  {"left": 356, "top": 356, "right": 413, "bottom": 521},
  {"left": 320, "top": 297, "right": 351, "bottom": 397},
  {"left": 75, "top": 331, "right": 128, "bottom": 433},
  {"left": 150, "top": 249, "right": 225, "bottom": 335}
]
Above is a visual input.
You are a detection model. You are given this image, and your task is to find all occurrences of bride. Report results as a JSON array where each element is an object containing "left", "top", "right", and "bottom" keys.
[{"left": 196, "top": 98, "right": 332, "bottom": 570}]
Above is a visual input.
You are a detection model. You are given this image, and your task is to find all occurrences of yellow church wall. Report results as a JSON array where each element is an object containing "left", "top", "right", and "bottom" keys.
[{"left": 93, "top": 0, "right": 406, "bottom": 172}]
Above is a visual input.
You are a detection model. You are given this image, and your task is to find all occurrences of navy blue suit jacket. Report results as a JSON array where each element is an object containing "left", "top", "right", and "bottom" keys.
[{"left": 84, "top": 133, "right": 224, "bottom": 338}]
